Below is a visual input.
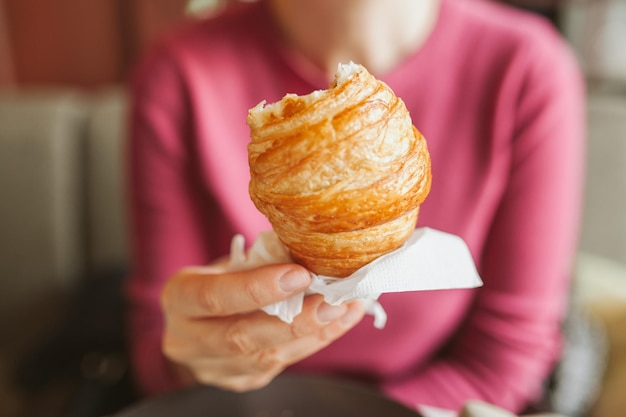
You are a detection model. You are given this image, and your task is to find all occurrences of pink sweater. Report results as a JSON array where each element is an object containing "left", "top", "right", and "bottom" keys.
[{"left": 126, "top": 0, "right": 585, "bottom": 412}]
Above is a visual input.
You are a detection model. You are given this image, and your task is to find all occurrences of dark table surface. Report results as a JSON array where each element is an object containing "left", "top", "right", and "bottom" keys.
[{"left": 112, "top": 373, "right": 421, "bottom": 417}]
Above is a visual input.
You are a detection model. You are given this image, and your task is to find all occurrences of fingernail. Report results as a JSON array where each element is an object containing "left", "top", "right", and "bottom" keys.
[
  {"left": 316, "top": 303, "right": 347, "bottom": 323},
  {"left": 278, "top": 269, "right": 310, "bottom": 293},
  {"left": 339, "top": 305, "right": 364, "bottom": 328}
]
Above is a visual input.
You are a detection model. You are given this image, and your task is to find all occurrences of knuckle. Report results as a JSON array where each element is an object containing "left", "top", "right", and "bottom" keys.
[
  {"left": 254, "top": 348, "right": 284, "bottom": 373},
  {"left": 286, "top": 295, "right": 324, "bottom": 339},
  {"left": 242, "top": 277, "right": 265, "bottom": 307},
  {"left": 288, "top": 319, "right": 310, "bottom": 339},
  {"left": 224, "top": 320, "right": 257, "bottom": 355},
  {"left": 318, "top": 322, "right": 344, "bottom": 342},
  {"left": 197, "top": 281, "right": 224, "bottom": 315}
]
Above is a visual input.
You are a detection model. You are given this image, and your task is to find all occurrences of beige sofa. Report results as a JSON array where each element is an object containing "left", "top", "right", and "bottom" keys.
[{"left": 0, "top": 88, "right": 625, "bottom": 417}]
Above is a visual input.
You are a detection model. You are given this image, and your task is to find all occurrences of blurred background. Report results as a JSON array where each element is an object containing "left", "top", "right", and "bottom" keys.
[{"left": 0, "top": 1, "right": 625, "bottom": 417}]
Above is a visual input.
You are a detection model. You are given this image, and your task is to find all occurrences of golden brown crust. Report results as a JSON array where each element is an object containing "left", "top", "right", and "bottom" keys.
[{"left": 247, "top": 63, "right": 431, "bottom": 277}]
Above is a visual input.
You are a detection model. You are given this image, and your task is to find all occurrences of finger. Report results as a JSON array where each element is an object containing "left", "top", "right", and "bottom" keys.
[
  {"left": 190, "top": 301, "right": 367, "bottom": 391},
  {"left": 274, "top": 300, "right": 366, "bottom": 365},
  {"left": 164, "top": 294, "right": 348, "bottom": 360},
  {"left": 161, "top": 263, "right": 311, "bottom": 318}
]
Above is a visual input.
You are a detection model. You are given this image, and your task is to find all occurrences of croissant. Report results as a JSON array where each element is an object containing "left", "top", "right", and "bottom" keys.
[{"left": 247, "top": 62, "right": 431, "bottom": 278}]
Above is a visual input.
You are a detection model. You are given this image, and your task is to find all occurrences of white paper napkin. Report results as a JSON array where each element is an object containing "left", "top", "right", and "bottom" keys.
[{"left": 227, "top": 227, "right": 482, "bottom": 329}]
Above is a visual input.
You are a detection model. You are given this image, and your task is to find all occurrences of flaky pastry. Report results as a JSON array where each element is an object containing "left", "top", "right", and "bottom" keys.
[{"left": 247, "top": 62, "right": 431, "bottom": 277}]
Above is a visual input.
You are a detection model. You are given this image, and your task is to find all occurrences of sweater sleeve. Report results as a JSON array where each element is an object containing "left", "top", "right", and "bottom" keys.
[
  {"left": 125, "top": 44, "right": 216, "bottom": 396},
  {"left": 381, "top": 33, "right": 586, "bottom": 413}
]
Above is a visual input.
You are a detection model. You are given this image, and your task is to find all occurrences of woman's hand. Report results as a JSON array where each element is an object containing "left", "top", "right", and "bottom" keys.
[{"left": 161, "top": 263, "right": 365, "bottom": 392}]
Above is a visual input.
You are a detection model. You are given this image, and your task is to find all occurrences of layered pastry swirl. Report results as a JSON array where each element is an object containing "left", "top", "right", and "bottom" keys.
[{"left": 247, "top": 63, "right": 431, "bottom": 277}]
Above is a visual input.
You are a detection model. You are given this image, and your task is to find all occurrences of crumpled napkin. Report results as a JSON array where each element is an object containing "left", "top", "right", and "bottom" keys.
[{"left": 227, "top": 227, "right": 482, "bottom": 329}]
